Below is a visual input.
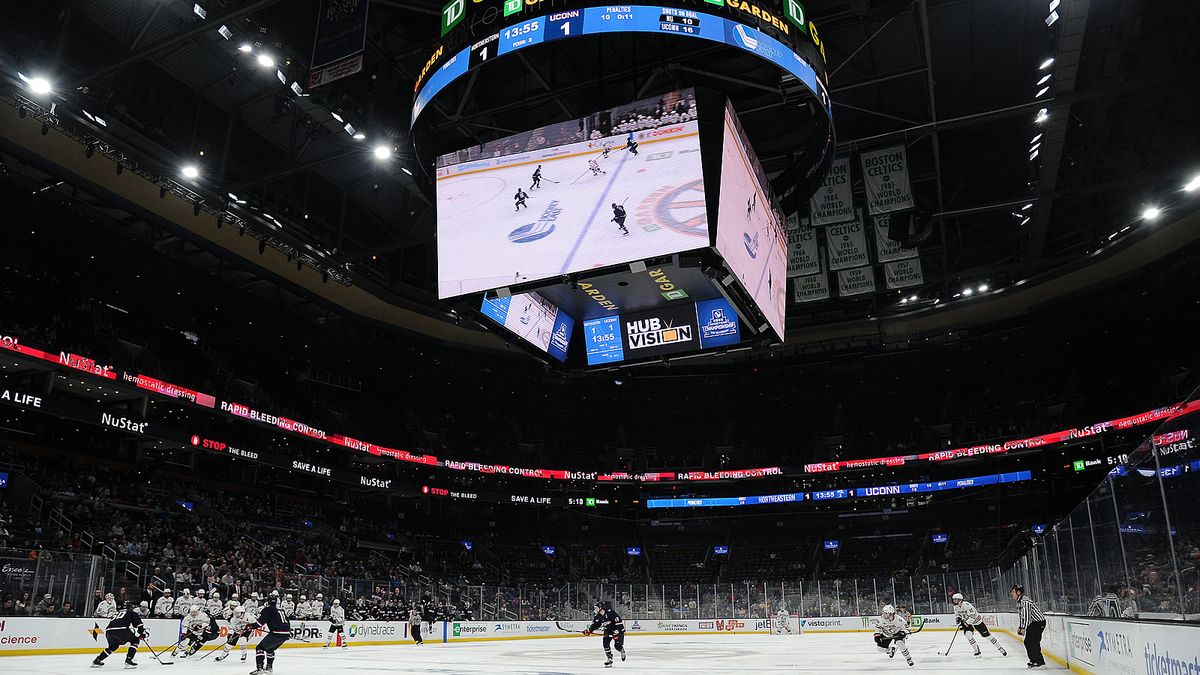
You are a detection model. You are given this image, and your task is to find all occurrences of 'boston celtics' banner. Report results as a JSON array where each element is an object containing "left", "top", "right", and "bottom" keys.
[
  {"left": 826, "top": 210, "right": 869, "bottom": 271},
  {"left": 787, "top": 214, "right": 820, "bottom": 277},
  {"left": 884, "top": 258, "right": 924, "bottom": 289},
  {"left": 837, "top": 266, "right": 876, "bottom": 297},
  {"left": 808, "top": 156, "right": 854, "bottom": 226},
  {"left": 873, "top": 213, "right": 919, "bottom": 262},
  {"left": 860, "top": 145, "right": 914, "bottom": 215},
  {"left": 793, "top": 269, "right": 830, "bottom": 303}
]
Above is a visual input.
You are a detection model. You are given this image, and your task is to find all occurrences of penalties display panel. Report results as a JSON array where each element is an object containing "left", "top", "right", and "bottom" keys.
[
  {"left": 436, "top": 89, "right": 708, "bottom": 298},
  {"left": 583, "top": 296, "right": 741, "bottom": 366}
]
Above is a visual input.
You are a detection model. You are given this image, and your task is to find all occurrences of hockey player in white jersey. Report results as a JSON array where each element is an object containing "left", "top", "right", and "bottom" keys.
[
  {"left": 173, "top": 590, "right": 192, "bottom": 617},
  {"left": 243, "top": 592, "right": 260, "bottom": 617},
  {"left": 279, "top": 593, "right": 296, "bottom": 619},
  {"left": 774, "top": 607, "right": 794, "bottom": 635},
  {"left": 94, "top": 592, "right": 117, "bottom": 619},
  {"left": 314, "top": 593, "right": 326, "bottom": 619},
  {"left": 296, "top": 595, "right": 309, "bottom": 620},
  {"left": 323, "top": 599, "right": 348, "bottom": 649},
  {"left": 206, "top": 590, "right": 223, "bottom": 617},
  {"left": 154, "top": 589, "right": 174, "bottom": 618},
  {"left": 174, "top": 605, "right": 219, "bottom": 658},
  {"left": 951, "top": 593, "right": 1008, "bottom": 657},
  {"left": 872, "top": 604, "right": 914, "bottom": 667},
  {"left": 222, "top": 599, "right": 239, "bottom": 620},
  {"left": 214, "top": 605, "right": 253, "bottom": 662}
]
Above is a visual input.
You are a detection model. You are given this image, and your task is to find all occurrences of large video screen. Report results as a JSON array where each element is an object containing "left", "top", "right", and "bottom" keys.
[
  {"left": 480, "top": 292, "right": 574, "bottom": 362},
  {"left": 582, "top": 297, "right": 740, "bottom": 367},
  {"left": 714, "top": 102, "right": 788, "bottom": 339},
  {"left": 436, "top": 89, "right": 709, "bottom": 298}
]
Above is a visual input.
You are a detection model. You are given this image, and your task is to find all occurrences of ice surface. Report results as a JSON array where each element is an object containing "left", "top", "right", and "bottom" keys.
[{"left": 4, "top": 631, "right": 1060, "bottom": 674}]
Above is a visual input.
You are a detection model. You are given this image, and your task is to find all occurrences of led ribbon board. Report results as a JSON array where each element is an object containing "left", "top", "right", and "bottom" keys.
[{"left": 413, "top": 1, "right": 830, "bottom": 125}]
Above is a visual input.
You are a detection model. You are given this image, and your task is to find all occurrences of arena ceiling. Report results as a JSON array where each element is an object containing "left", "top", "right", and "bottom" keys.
[{"left": 0, "top": 0, "right": 1197, "bottom": 355}]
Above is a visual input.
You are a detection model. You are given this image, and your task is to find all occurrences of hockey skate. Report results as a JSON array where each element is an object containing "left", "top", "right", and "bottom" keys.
[
  {"left": 619, "top": 650, "right": 626, "bottom": 662},
  {"left": 90, "top": 660, "right": 105, "bottom": 668},
  {"left": 124, "top": 659, "right": 138, "bottom": 669},
  {"left": 999, "top": 647, "right": 1008, "bottom": 656},
  {"left": 887, "top": 646, "right": 896, "bottom": 658},
  {"left": 604, "top": 657, "right": 614, "bottom": 668},
  {"left": 215, "top": 652, "right": 228, "bottom": 662},
  {"left": 906, "top": 657, "right": 915, "bottom": 667}
]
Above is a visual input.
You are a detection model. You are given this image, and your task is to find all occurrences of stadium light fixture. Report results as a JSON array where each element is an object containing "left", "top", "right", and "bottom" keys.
[
  {"left": 1046, "top": 10, "right": 1059, "bottom": 26},
  {"left": 1141, "top": 206, "right": 1161, "bottom": 221},
  {"left": 978, "top": 284, "right": 989, "bottom": 293},
  {"left": 1185, "top": 175, "right": 1200, "bottom": 192},
  {"left": 962, "top": 287, "right": 974, "bottom": 297},
  {"left": 353, "top": 133, "right": 366, "bottom": 141},
  {"left": 1035, "top": 86, "right": 1050, "bottom": 98},
  {"left": 18, "top": 73, "right": 53, "bottom": 96},
  {"left": 217, "top": 25, "right": 233, "bottom": 40},
  {"left": 256, "top": 53, "right": 275, "bottom": 68},
  {"left": 1020, "top": 216, "right": 1031, "bottom": 226},
  {"left": 401, "top": 167, "right": 413, "bottom": 176},
  {"left": 1031, "top": 134, "right": 1042, "bottom": 144},
  {"left": 1035, "top": 108, "right": 1049, "bottom": 124},
  {"left": 1039, "top": 58, "right": 1055, "bottom": 70},
  {"left": 1029, "top": 149, "right": 1040, "bottom": 161},
  {"left": 238, "top": 44, "right": 253, "bottom": 53},
  {"left": 181, "top": 165, "right": 200, "bottom": 179},
  {"left": 1022, "top": 203, "right": 1034, "bottom": 210},
  {"left": 1037, "top": 74, "right": 1052, "bottom": 86},
  {"left": 1030, "top": 142, "right": 1042, "bottom": 153},
  {"left": 373, "top": 145, "right": 393, "bottom": 161}
]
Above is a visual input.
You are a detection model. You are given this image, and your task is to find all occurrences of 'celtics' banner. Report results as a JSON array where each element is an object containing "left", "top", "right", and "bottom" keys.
[
  {"left": 873, "top": 213, "right": 919, "bottom": 262},
  {"left": 860, "top": 145, "right": 914, "bottom": 215},
  {"left": 793, "top": 269, "right": 830, "bottom": 303},
  {"left": 808, "top": 156, "right": 854, "bottom": 226},
  {"left": 884, "top": 258, "right": 924, "bottom": 289},
  {"left": 826, "top": 210, "right": 869, "bottom": 271},
  {"left": 837, "top": 266, "right": 876, "bottom": 297},
  {"left": 787, "top": 214, "right": 820, "bottom": 277}
]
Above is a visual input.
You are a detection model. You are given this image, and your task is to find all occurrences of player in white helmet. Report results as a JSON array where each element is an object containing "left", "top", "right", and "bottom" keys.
[
  {"left": 872, "top": 604, "right": 914, "bottom": 667},
  {"left": 279, "top": 593, "right": 295, "bottom": 619},
  {"left": 154, "top": 589, "right": 174, "bottom": 618},
  {"left": 206, "top": 590, "right": 223, "bottom": 617},
  {"left": 173, "top": 590, "right": 192, "bottom": 618},
  {"left": 214, "top": 605, "right": 253, "bottom": 662},
  {"left": 243, "top": 591, "right": 260, "bottom": 616},
  {"left": 952, "top": 592, "right": 1008, "bottom": 657},
  {"left": 323, "top": 598, "right": 348, "bottom": 649},
  {"left": 174, "top": 605, "right": 217, "bottom": 659},
  {"left": 94, "top": 592, "right": 117, "bottom": 619}
]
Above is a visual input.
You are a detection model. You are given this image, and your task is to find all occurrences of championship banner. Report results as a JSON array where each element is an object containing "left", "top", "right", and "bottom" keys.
[
  {"left": 837, "top": 266, "right": 876, "bottom": 297},
  {"left": 825, "top": 210, "right": 869, "bottom": 271},
  {"left": 808, "top": 156, "right": 854, "bottom": 225},
  {"left": 793, "top": 270, "right": 830, "bottom": 303},
  {"left": 873, "top": 213, "right": 918, "bottom": 262},
  {"left": 786, "top": 214, "right": 820, "bottom": 277},
  {"left": 860, "top": 145, "right": 914, "bottom": 215},
  {"left": 308, "top": 0, "right": 370, "bottom": 88},
  {"left": 883, "top": 258, "right": 924, "bottom": 289}
]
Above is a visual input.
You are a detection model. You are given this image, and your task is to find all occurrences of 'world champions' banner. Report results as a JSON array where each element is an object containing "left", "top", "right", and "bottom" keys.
[{"left": 860, "top": 145, "right": 914, "bottom": 215}]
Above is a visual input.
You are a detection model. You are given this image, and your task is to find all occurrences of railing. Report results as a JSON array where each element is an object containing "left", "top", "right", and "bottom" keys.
[
  {"left": 0, "top": 550, "right": 103, "bottom": 616},
  {"left": 999, "top": 388, "right": 1200, "bottom": 621}
]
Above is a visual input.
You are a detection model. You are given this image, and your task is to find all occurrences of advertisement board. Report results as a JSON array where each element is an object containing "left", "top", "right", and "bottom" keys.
[
  {"left": 1038, "top": 614, "right": 1199, "bottom": 675},
  {"left": 480, "top": 291, "right": 574, "bottom": 362},
  {"left": 695, "top": 297, "right": 741, "bottom": 349},
  {"left": 436, "top": 89, "right": 708, "bottom": 297},
  {"left": 714, "top": 102, "right": 787, "bottom": 338}
]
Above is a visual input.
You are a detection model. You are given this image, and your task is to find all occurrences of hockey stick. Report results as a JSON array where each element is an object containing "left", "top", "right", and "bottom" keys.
[
  {"left": 554, "top": 621, "right": 590, "bottom": 634},
  {"left": 938, "top": 627, "right": 960, "bottom": 656},
  {"left": 194, "top": 644, "right": 220, "bottom": 662},
  {"left": 142, "top": 639, "right": 176, "bottom": 666}
]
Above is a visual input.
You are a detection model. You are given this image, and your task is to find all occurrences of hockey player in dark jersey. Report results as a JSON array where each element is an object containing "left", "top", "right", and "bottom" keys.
[
  {"left": 625, "top": 134, "right": 639, "bottom": 156},
  {"left": 248, "top": 591, "right": 290, "bottom": 675},
  {"left": 514, "top": 188, "right": 529, "bottom": 211},
  {"left": 531, "top": 165, "right": 543, "bottom": 189},
  {"left": 582, "top": 600, "right": 626, "bottom": 668},
  {"left": 611, "top": 203, "right": 629, "bottom": 235},
  {"left": 91, "top": 602, "right": 147, "bottom": 668}
]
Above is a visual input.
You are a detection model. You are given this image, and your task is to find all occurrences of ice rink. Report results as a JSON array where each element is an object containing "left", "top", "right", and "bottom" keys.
[
  {"left": 6, "top": 632, "right": 1058, "bottom": 674},
  {"left": 436, "top": 124, "right": 710, "bottom": 297}
]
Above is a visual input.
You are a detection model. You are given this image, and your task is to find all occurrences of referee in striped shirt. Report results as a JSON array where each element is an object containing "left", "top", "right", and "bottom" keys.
[{"left": 1011, "top": 584, "right": 1047, "bottom": 668}]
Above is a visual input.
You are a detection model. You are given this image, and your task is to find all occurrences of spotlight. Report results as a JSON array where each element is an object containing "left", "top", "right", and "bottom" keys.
[
  {"left": 1022, "top": 203, "right": 1033, "bottom": 210},
  {"left": 977, "top": 284, "right": 988, "bottom": 293},
  {"left": 1035, "top": 108, "right": 1049, "bottom": 124},
  {"left": 1046, "top": 10, "right": 1059, "bottom": 26},
  {"left": 1141, "top": 206, "right": 1161, "bottom": 221},
  {"left": 27, "top": 76, "right": 52, "bottom": 96},
  {"left": 238, "top": 44, "right": 253, "bottom": 53},
  {"left": 909, "top": 295, "right": 918, "bottom": 302},
  {"left": 181, "top": 165, "right": 199, "bottom": 179},
  {"left": 962, "top": 288, "right": 974, "bottom": 297},
  {"left": 1037, "top": 74, "right": 1052, "bottom": 86},
  {"left": 256, "top": 53, "right": 275, "bottom": 68},
  {"left": 1031, "top": 134, "right": 1042, "bottom": 144},
  {"left": 1035, "top": 86, "right": 1050, "bottom": 98},
  {"left": 353, "top": 133, "right": 366, "bottom": 141},
  {"left": 1039, "top": 58, "right": 1055, "bottom": 70},
  {"left": 1184, "top": 175, "right": 1200, "bottom": 193},
  {"left": 401, "top": 167, "right": 413, "bottom": 176},
  {"left": 373, "top": 144, "right": 392, "bottom": 161}
]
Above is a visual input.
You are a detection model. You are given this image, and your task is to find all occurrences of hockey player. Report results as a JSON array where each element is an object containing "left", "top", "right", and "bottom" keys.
[
  {"left": 223, "top": 599, "right": 239, "bottom": 620},
  {"left": 625, "top": 133, "right": 639, "bottom": 156},
  {"left": 95, "top": 592, "right": 118, "bottom": 619},
  {"left": 243, "top": 592, "right": 260, "bottom": 617},
  {"left": 514, "top": 187, "right": 529, "bottom": 211},
  {"left": 90, "top": 602, "right": 147, "bottom": 669},
  {"left": 531, "top": 165, "right": 543, "bottom": 189},
  {"left": 323, "top": 598, "right": 348, "bottom": 649},
  {"left": 872, "top": 604, "right": 914, "bottom": 667},
  {"left": 135, "top": 601, "right": 151, "bottom": 618},
  {"left": 315, "top": 593, "right": 326, "bottom": 619},
  {"left": 951, "top": 592, "right": 1007, "bottom": 657},
  {"left": 610, "top": 203, "right": 629, "bottom": 235},
  {"left": 206, "top": 590, "right": 223, "bottom": 617},
  {"left": 774, "top": 606, "right": 794, "bottom": 635},
  {"left": 582, "top": 600, "right": 626, "bottom": 668},
  {"left": 1088, "top": 583, "right": 1122, "bottom": 617},
  {"left": 174, "top": 605, "right": 219, "bottom": 659},
  {"left": 296, "top": 595, "right": 309, "bottom": 620},
  {"left": 588, "top": 159, "right": 605, "bottom": 176},
  {"left": 279, "top": 593, "right": 296, "bottom": 619},
  {"left": 214, "top": 605, "right": 252, "bottom": 663},
  {"left": 247, "top": 592, "right": 290, "bottom": 675},
  {"left": 173, "top": 590, "right": 192, "bottom": 618},
  {"left": 154, "top": 589, "right": 173, "bottom": 618},
  {"left": 408, "top": 604, "right": 424, "bottom": 645},
  {"left": 601, "top": 142, "right": 612, "bottom": 159},
  {"left": 747, "top": 193, "right": 756, "bottom": 216}
]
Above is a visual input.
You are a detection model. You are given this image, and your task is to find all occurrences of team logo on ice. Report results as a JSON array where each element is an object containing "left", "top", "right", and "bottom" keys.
[
  {"left": 508, "top": 200, "right": 562, "bottom": 243},
  {"left": 743, "top": 231, "right": 760, "bottom": 259}
]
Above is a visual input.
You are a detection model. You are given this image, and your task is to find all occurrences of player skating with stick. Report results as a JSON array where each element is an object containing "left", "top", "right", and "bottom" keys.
[
  {"left": 588, "top": 158, "right": 606, "bottom": 176},
  {"left": 531, "top": 165, "right": 542, "bottom": 189},
  {"left": 625, "top": 133, "right": 639, "bottom": 156},
  {"left": 951, "top": 593, "right": 1008, "bottom": 657},
  {"left": 872, "top": 604, "right": 914, "bottom": 667},
  {"left": 90, "top": 601, "right": 148, "bottom": 669},
  {"left": 582, "top": 600, "right": 626, "bottom": 668},
  {"left": 514, "top": 188, "right": 529, "bottom": 211},
  {"left": 611, "top": 202, "right": 629, "bottom": 235}
]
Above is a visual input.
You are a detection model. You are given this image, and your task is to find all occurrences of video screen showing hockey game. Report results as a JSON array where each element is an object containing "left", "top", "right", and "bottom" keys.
[
  {"left": 714, "top": 102, "right": 788, "bottom": 340},
  {"left": 436, "top": 89, "right": 709, "bottom": 298},
  {"left": 479, "top": 291, "right": 575, "bottom": 362}
]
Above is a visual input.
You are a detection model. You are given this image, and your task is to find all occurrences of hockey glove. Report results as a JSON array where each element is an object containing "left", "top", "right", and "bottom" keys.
[{"left": 582, "top": 630, "right": 593, "bottom": 636}]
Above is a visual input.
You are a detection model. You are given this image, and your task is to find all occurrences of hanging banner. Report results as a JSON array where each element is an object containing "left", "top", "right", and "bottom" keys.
[
  {"left": 808, "top": 156, "right": 855, "bottom": 226},
  {"left": 873, "top": 213, "right": 919, "bottom": 262},
  {"left": 884, "top": 258, "right": 924, "bottom": 289},
  {"left": 308, "top": 0, "right": 370, "bottom": 89},
  {"left": 825, "top": 210, "right": 869, "bottom": 271},
  {"left": 786, "top": 214, "right": 820, "bottom": 277},
  {"left": 837, "top": 266, "right": 876, "bottom": 297},
  {"left": 860, "top": 145, "right": 914, "bottom": 215},
  {"left": 793, "top": 270, "right": 830, "bottom": 303}
]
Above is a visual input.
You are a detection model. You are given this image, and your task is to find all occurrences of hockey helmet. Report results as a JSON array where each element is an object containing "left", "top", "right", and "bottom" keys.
[
  {"left": 300, "top": 595, "right": 307, "bottom": 601},
  {"left": 233, "top": 605, "right": 245, "bottom": 615},
  {"left": 163, "top": 589, "right": 172, "bottom": 595},
  {"left": 882, "top": 604, "right": 896, "bottom": 617},
  {"left": 190, "top": 605, "right": 202, "bottom": 614},
  {"left": 286, "top": 593, "right": 294, "bottom": 600},
  {"left": 317, "top": 593, "right": 324, "bottom": 599},
  {"left": 951, "top": 593, "right": 964, "bottom": 603},
  {"left": 197, "top": 589, "right": 206, "bottom": 596},
  {"left": 228, "top": 600, "right": 238, "bottom": 608},
  {"left": 105, "top": 593, "right": 115, "bottom": 601},
  {"left": 251, "top": 592, "right": 259, "bottom": 600},
  {"left": 332, "top": 599, "right": 340, "bottom": 606},
  {"left": 212, "top": 591, "right": 220, "bottom": 599}
]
